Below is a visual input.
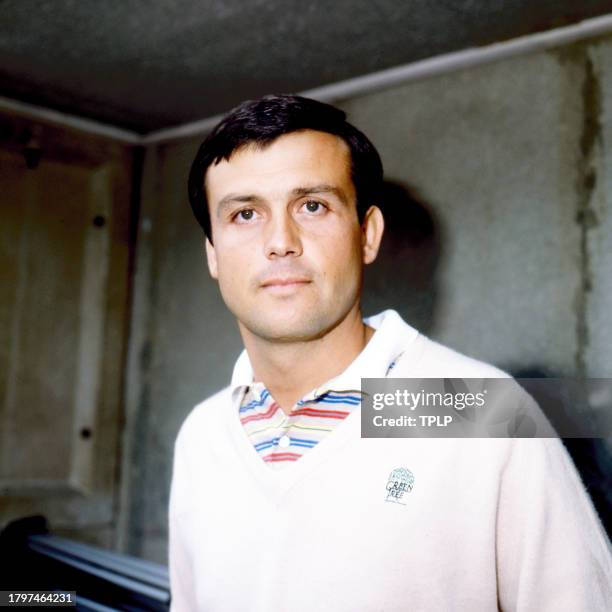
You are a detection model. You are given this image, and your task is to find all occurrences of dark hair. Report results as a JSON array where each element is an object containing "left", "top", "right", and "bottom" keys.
[{"left": 188, "top": 94, "right": 383, "bottom": 242}]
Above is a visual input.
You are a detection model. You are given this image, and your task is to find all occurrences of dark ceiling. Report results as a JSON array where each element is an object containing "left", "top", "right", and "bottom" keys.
[{"left": 2, "top": 1, "right": 612, "bottom": 134}]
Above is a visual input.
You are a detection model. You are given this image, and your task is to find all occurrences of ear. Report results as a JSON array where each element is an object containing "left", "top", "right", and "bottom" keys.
[
  {"left": 205, "top": 238, "right": 218, "bottom": 279},
  {"left": 361, "top": 205, "right": 384, "bottom": 265}
]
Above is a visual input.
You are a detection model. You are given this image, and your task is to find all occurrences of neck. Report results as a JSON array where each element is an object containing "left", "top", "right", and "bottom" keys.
[{"left": 239, "top": 305, "right": 374, "bottom": 414}]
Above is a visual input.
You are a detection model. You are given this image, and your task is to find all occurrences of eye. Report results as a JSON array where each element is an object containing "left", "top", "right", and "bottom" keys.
[
  {"left": 233, "top": 208, "right": 258, "bottom": 223},
  {"left": 301, "top": 200, "right": 327, "bottom": 214}
]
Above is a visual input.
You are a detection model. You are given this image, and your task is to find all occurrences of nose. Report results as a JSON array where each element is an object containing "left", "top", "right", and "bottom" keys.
[{"left": 264, "top": 211, "right": 303, "bottom": 258}]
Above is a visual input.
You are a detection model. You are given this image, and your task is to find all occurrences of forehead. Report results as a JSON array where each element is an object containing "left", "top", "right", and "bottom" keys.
[{"left": 205, "top": 130, "right": 354, "bottom": 202}]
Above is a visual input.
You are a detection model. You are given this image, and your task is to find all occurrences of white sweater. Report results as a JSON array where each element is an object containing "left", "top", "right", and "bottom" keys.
[{"left": 168, "top": 310, "right": 612, "bottom": 611}]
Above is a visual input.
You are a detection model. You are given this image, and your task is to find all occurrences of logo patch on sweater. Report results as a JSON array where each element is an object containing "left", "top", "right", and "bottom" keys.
[{"left": 385, "top": 467, "right": 414, "bottom": 504}]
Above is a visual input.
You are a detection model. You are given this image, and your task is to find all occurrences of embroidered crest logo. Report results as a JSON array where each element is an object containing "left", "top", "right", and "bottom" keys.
[{"left": 385, "top": 467, "right": 414, "bottom": 504}]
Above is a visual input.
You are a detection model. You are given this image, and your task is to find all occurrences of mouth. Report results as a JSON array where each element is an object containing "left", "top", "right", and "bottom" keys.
[
  {"left": 260, "top": 277, "right": 312, "bottom": 292},
  {"left": 262, "top": 277, "right": 310, "bottom": 286}
]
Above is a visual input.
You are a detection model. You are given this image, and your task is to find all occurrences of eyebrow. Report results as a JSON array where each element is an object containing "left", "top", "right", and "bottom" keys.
[
  {"left": 291, "top": 184, "right": 349, "bottom": 203},
  {"left": 216, "top": 184, "right": 349, "bottom": 217}
]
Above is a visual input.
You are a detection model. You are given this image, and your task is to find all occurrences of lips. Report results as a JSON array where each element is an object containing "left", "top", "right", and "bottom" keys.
[{"left": 260, "top": 277, "right": 311, "bottom": 288}]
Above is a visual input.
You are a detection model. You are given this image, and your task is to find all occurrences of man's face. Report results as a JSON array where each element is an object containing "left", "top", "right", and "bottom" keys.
[{"left": 204, "top": 129, "right": 382, "bottom": 343}]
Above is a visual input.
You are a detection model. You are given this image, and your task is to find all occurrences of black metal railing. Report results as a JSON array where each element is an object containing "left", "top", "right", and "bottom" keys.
[{"left": 0, "top": 516, "right": 170, "bottom": 611}]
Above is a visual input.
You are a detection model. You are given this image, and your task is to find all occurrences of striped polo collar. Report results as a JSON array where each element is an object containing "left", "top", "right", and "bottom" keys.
[{"left": 230, "top": 310, "right": 419, "bottom": 400}]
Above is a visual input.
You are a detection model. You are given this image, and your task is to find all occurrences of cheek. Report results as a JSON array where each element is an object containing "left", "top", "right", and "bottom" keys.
[
  {"left": 308, "top": 230, "right": 363, "bottom": 285},
  {"left": 215, "top": 244, "right": 256, "bottom": 288}
]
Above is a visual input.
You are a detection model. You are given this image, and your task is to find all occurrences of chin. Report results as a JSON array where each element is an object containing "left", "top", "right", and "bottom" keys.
[{"left": 241, "top": 310, "right": 338, "bottom": 343}]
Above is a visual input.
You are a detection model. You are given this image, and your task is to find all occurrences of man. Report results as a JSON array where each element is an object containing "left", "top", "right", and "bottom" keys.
[{"left": 169, "top": 94, "right": 611, "bottom": 611}]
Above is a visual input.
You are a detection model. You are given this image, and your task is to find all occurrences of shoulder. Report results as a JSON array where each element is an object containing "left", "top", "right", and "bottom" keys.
[
  {"left": 174, "top": 386, "right": 233, "bottom": 452},
  {"left": 393, "top": 333, "right": 511, "bottom": 379}
]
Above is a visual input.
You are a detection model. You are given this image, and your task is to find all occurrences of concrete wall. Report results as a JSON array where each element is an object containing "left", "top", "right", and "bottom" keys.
[
  {"left": 120, "top": 36, "right": 612, "bottom": 562},
  {"left": 351, "top": 44, "right": 605, "bottom": 378},
  {"left": 0, "top": 114, "right": 133, "bottom": 548}
]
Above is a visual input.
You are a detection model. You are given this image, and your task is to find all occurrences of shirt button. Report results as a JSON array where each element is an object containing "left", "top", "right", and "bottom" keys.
[{"left": 278, "top": 435, "right": 291, "bottom": 448}]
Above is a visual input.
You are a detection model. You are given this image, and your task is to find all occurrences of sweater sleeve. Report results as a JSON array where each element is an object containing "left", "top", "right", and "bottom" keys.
[
  {"left": 496, "top": 437, "right": 612, "bottom": 611},
  {"left": 168, "top": 429, "right": 197, "bottom": 612}
]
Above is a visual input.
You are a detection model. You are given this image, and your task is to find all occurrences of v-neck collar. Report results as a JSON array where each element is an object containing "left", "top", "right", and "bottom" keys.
[
  {"left": 224, "top": 310, "right": 420, "bottom": 499},
  {"left": 225, "top": 393, "right": 362, "bottom": 500}
]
